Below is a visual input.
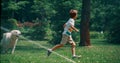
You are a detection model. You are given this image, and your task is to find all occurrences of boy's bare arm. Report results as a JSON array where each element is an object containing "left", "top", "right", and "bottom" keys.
[
  {"left": 63, "top": 24, "right": 66, "bottom": 28},
  {"left": 71, "top": 25, "right": 79, "bottom": 32}
]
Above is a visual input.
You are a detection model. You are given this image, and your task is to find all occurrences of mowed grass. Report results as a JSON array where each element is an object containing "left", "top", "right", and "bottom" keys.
[{"left": 1, "top": 39, "right": 120, "bottom": 63}]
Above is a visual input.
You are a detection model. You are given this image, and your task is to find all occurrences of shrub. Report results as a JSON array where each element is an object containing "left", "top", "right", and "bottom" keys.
[
  {"left": 90, "top": 31, "right": 105, "bottom": 39},
  {"left": 29, "top": 20, "right": 52, "bottom": 40},
  {"left": 1, "top": 18, "right": 18, "bottom": 30},
  {"left": 106, "top": 20, "right": 120, "bottom": 44}
]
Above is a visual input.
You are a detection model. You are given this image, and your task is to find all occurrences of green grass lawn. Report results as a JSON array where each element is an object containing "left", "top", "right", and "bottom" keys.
[{"left": 1, "top": 39, "right": 120, "bottom": 63}]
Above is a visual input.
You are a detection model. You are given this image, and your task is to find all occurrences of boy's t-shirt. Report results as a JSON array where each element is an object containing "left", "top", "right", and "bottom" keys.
[{"left": 63, "top": 18, "right": 75, "bottom": 36}]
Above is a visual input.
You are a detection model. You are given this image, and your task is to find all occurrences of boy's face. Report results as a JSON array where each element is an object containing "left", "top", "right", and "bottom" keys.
[
  {"left": 70, "top": 9, "right": 78, "bottom": 19},
  {"left": 74, "top": 14, "right": 78, "bottom": 19}
]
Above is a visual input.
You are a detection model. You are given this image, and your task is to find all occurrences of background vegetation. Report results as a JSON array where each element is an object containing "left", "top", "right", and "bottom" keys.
[{"left": 1, "top": 0, "right": 120, "bottom": 44}]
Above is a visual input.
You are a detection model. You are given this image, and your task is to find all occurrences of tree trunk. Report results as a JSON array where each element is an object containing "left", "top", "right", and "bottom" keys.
[{"left": 79, "top": 0, "right": 91, "bottom": 46}]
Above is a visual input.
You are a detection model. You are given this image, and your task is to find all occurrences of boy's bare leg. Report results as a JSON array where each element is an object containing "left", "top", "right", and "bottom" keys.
[
  {"left": 47, "top": 44, "right": 64, "bottom": 56},
  {"left": 70, "top": 42, "right": 81, "bottom": 58},
  {"left": 52, "top": 44, "right": 64, "bottom": 51},
  {"left": 70, "top": 42, "right": 76, "bottom": 56}
]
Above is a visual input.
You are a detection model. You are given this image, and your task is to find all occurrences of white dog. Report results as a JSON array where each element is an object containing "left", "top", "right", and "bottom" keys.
[{"left": 1, "top": 30, "right": 21, "bottom": 54}]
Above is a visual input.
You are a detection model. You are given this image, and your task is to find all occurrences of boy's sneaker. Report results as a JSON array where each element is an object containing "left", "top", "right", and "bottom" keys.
[
  {"left": 72, "top": 55, "right": 81, "bottom": 59},
  {"left": 47, "top": 49, "right": 52, "bottom": 56}
]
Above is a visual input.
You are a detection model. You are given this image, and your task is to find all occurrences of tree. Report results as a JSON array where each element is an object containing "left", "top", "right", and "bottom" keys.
[
  {"left": 1, "top": 0, "right": 29, "bottom": 19},
  {"left": 79, "top": 0, "right": 91, "bottom": 46}
]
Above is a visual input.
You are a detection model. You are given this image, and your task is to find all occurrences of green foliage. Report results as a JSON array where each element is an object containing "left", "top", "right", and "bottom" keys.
[
  {"left": 106, "top": 20, "right": 120, "bottom": 44},
  {"left": 90, "top": 0, "right": 120, "bottom": 44},
  {"left": 49, "top": 20, "right": 64, "bottom": 44},
  {"left": 103, "top": 0, "right": 120, "bottom": 44},
  {"left": 26, "top": 19, "right": 52, "bottom": 40},
  {"left": 1, "top": 18, "right": 18, "bottom": 30},
  {"left": 90, "top": 31, "right": 104, "bottom": 39},
  {"left": 1, "top": 0, "right": 29, "bottom": 19},
  {"left": 90, "top": 0, "right": 107, "bottom": 31},
  {"left": 1, "top": 0, "right": 120, "bottom": 44},
  {"left": 31, "top": 0, "right": 56, "bottom": 20}
]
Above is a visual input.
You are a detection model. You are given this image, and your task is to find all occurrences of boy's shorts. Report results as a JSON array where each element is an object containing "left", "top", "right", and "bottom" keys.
[{"left": 60, "top": 34, "right": 75, "bottom": 45}]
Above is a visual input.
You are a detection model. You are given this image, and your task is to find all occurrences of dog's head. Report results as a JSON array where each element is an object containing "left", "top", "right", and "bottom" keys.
[{"left": 11, "top": 30, "right": 21, "bottom": 37}]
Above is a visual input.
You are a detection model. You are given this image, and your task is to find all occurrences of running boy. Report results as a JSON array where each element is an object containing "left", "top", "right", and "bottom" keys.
[{"left": 47, "top": 9, "right": 81, "bottom": 58}]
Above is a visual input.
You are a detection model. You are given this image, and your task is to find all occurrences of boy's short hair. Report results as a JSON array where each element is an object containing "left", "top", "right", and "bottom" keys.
[{"left": 69, "top": 9, "right": 78, "bottom": 18}]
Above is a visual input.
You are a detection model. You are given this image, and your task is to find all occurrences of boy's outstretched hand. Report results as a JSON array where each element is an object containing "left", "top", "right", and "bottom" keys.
[
  {"left": 71, "top": 26, "right": 79, "bottom": 32},
  {"left": 75, "top": 29, "right": 79, "bottom": 32}
]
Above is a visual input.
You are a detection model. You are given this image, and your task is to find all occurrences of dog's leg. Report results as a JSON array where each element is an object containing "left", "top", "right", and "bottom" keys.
[{"left": 11, "top": 39, "right": 18, "bottom": 54}]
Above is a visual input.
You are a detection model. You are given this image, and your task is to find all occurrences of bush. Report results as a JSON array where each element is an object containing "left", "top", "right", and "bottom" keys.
[
  {"left": 90, "top": 31, "right": 105, "bottom": 39},
  {"left": 49, "top": 30, "right": 62, "bottom": 45},
  {"left": 106, "top": 20, "right": 120, "bottom": 44},
  {"left": 48, "top": 20, "right": 63, "bottom": 45},
  {"left": 1, "top": 18, "right": 18, "bottom": 30},
  {"left": 29, "top": 20, "right": 52, "bottom": 40}
]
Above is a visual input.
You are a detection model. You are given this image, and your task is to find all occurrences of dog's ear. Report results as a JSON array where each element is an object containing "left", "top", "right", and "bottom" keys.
[{"left": 11, "top": 30, "right": 15, "bottom": 33}]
